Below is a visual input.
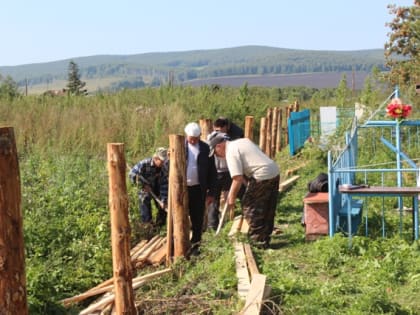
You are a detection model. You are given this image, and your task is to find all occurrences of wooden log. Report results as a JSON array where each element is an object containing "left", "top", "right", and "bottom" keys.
[
  {"left": 199, "top": 118, "right": 213, "bottom": 142},
  {"left": 132, "top": 268, "right": 171, "bottom": 288},
  {"left": 79, "top": 293, "right": 115, "bottom": 315},
  {"left": 0, "top": 127, "right": 28, "bottom": 315},
  {"left": 134, "top": 236, "right": 162, "bottom": 261},
  {"left": 279, "top": 175, "right": 300, "bottom": 192},
  {"left": 285, "top": 106, "right": 290, "bottom": 145},
  {"left": 244, "top": 115, "right": 254, "bottom": 141},
  {"left": 63, "top": 238, "right": 157, "bottom": 306},
  {"left": 242, "top": 274, "right": 267, "bottom": 315},
  {"left": 101, "top": 297, "right": 115, "bottom": 315},
  {"left": 234, "top": 242, "right": 251, "bottom": 300},
  {"left": 259, "top": 117, "right": 267, "bottom": 152},
  {"left": 265, "top": 108, "right": 272, "bottom": 158},
  {"left": 166, "top": 179, "right": 174, "bottom": 265},
  {"left": 107, "top": 143, "right": 136, "bottom": 314},
  {"left": 130, "top": 240, "right": 148, "bottom": 258},
  {"left": 271, "top": 107, "right": 278, "bottom": 158},
  {"left": 135, "top": 237, "right": 165, "bottom": 264},
  {"left": 63, "top": 268, "right": 171, "bottom": 307},
  {"left": 294, "top": 100, "right": 299, "bottom": 112},
  {"left": 276, "top": 108, "right": 282, "bottom": 152},
  {"left": 147, "top": 241, "right": 168, "bottom": 265},
  {"left": 169, "top": 135, "right": 190, "bottom": 258},
  {"left": 285, "top": 163, "right": 306, "bottom": 177}
]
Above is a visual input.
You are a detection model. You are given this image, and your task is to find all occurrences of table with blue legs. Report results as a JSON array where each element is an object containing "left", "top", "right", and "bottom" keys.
[{"left": 339, "top": 186, "right": 420, "bottom": 241}]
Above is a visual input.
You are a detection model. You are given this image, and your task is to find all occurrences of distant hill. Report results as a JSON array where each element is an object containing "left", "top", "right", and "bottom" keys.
[
  {"left": 183, "top": 72, "right": 370, "bottom": 90},
  {"left": 0, "top": 45, "right": 385, "bottom": 93}
]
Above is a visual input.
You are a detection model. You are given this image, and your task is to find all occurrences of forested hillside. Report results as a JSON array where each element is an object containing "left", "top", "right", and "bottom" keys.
[{"left": 0, "top": 46, "right": 385, "bottom": 92}]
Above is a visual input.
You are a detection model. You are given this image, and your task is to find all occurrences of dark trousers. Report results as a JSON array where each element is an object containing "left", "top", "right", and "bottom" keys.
[
  {"left": 208, "top": 172, "right": 231, "bottom": 229},
  {"left": 188, "top": 185, "right": 205, "bottom": 244},
  {"left": 242, "top": 175, "right": 280, "bottom": 244},
  {"left": 139, "top": 190, "right": 166, "bottom": 225},
  {"left": 208, "top": 172, "right": 246, "bottom": 230}
]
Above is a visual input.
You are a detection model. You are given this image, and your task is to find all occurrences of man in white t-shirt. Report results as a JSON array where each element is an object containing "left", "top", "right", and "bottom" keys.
[{"left": 208, "top": 131, "right": 280, "bottom": 248}]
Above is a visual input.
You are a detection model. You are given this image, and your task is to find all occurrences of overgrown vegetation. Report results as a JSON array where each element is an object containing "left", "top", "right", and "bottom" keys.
[
  {"left": 0, "top": 3, "right": 418, "bottom": 311},
  {"left": 1, "top": 78, "right": 419, "bottom": 314}
]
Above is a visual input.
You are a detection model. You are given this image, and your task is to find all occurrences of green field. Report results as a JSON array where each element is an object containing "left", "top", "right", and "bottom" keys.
[{"left": 1, "top": 84, "right": 420, "bottom": 314}]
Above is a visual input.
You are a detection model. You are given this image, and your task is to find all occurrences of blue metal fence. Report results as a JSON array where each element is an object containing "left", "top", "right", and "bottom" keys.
[
  {"left": 288, "top": 109, "right": 310, "bottom": 156},
  {"left": 328, "top": 118, "right": 359, "bottom": 236},
  {"left": 328, "top": 117, "right": 420, "bottom": 243}
]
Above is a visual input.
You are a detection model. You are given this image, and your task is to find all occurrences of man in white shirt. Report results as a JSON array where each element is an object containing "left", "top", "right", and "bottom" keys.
[{"left": 208, "top": 131, "right": 280, "bottom": 248}]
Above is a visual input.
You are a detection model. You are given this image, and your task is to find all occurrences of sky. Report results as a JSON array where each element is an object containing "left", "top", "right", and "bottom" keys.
[{"left": 0, "top": 0, "right": 415, "bottom": 67}]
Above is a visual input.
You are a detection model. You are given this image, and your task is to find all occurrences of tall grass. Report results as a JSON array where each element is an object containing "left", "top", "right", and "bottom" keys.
[
  {"left": 2, "top": 85, "right": 420, "bottom": 314},
  {"left": 1, "top": 86, "right": 286, "bottom": 160}
]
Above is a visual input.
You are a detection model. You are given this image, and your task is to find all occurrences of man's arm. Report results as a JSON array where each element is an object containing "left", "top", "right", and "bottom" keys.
[
  {"left": 227, "top": 175, "right": 244, "bottom": 207},
  {"left": 128, "top": 162, "right": 143, "bottom": 184}
]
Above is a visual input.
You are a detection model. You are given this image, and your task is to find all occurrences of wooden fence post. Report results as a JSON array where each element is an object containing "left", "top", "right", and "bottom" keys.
[
  {"left": 166, "top": 177, "right": 174, "bottom": 265},
  {"left": 244, "top": 116, "right": 254, "bottom": 141},
  {"left": 276, "top": 107, "right": 282, "bottom": 152},
  {"left": 293, "top": 100, "right": 299, "bottom": 112},
  {"left": 199, "top": 119, "right": 213, "bottom": 141},
  {"left": 0, "top": 127, "right": 28, "bottom": 315},
  {"left": 277, "top": 108, "right": 285, "bottom": 151},
  {"left": 271, "top": 108, "right": 279, "bottom": 158},
  {"left": 168, "top": 135, "right": 190, "bottom": 259},
  {"left": 285, "top": 106, "right": 291, "bottom": 145},
  {"left": 107, "top": 143, "right": 136, "bottom": 315},
  {"left": 265, "top": 108, "right": 272, "bottom": 157},
  {"left": 259, "top": 117, "right": 267, "bottom": 152}
]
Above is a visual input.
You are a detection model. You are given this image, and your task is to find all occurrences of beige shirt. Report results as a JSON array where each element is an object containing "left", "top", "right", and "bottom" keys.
[{"left": 226, "top": 138, "right": 279, "bottom": 181}]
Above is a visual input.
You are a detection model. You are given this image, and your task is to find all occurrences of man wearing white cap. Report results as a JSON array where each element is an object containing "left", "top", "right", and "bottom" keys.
[
  {"left": 208, "top": 131, "right": 280, "bottom": 249},
  {"left": 184, "top": 122, "right": 217, "bottom": 255}
]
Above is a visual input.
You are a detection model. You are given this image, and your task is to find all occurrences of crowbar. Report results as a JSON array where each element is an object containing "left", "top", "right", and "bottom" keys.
[
  {"left": 215, "top": 203, "right": 230, "bottom": 235},
  {"left": 137, "top": 174, "right": 166, "bottom": 210}
]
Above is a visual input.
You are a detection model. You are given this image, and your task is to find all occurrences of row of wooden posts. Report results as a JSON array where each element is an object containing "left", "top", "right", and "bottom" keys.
[
  {"left": 200, "top": 101, "right": 299, "bottom": 159},
  {"left": 0, "top": 102, "right": 299, "bottom": 314}
]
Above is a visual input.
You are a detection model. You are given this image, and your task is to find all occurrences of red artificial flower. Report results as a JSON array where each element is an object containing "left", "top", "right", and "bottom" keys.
[{"left": 386, "top": 99, "right": 412, "bottom": 121}]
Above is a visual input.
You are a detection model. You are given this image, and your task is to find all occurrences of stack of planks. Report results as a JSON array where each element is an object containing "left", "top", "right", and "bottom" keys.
[
  {"left": 61, "top": 235, "right": 169, "bottom": 314},
  {"left": 234, "top": 241, "right": 271, "bottom": 315},
  {"left": 229, "top": 216, "right": 271, "bottom": 315}
]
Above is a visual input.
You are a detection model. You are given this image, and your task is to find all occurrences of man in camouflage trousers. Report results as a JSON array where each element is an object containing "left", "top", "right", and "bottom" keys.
[
  {"left": 208, "top": 132, "right": 280, "bottom": 248},
  {"left": 129, "top": 147, "right": 169, "bottom": 226}
]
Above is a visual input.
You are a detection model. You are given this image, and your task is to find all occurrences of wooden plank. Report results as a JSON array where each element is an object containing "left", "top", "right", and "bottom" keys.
[
  {"left": 279, "top": 175, "right": 300, "bottom": 192},
  {"left": 228, "top": 215, "right": 243, "bottom": 237},
  {"left": 240, "top": 218, "right": 249, "bottom": 234},
  {"left": 285, "top": 163, "right": 306, "bottom": 177},
  {"left": 243, "top": 244, "right": 259, "bottom": 278},
  {"left": 147, "top": 241, "right": 168, "bottom": 265},
  {"left": 77, "top": 269, "right": 171, "bottom": 314},
  {"left": 242, "top": 274, "right": 267, "bottom": 315},
  {"left": 234, "top": 242, "right": 251, "bottom": 299}
]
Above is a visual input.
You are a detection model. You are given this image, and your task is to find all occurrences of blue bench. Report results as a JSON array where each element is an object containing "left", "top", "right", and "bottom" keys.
[{"left": 338, "top": 199, "right": 364, "bottom": 235}]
